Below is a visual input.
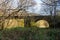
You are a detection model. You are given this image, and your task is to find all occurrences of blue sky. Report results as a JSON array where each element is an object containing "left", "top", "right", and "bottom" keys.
[
  {"left": 27, "top": 0, "right": 50, "bottom": 15},
  {"left": 10, "top": 0, "right": 45, "bottom": 15},
  {"left": 27, "top": 0, "right": 60, "bottom": 15},
  {"left": 5, "top": 0, "right": 60, "bottom": 15},
  {"left": 0, "top": 0, "right": 59, "bottom": 15}
]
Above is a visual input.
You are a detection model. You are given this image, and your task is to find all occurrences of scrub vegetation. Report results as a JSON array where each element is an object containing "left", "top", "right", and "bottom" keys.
[{"left": 0, "top": 27, "right": 60, "bottom": 40}]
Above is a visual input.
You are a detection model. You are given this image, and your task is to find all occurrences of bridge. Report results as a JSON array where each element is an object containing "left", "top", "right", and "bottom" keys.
[
  {"left": 0, "top": 16, "right": 60, "bottom": 30},
  {"left": 0, "top": 10, "right": 60, "bottom": 29}
]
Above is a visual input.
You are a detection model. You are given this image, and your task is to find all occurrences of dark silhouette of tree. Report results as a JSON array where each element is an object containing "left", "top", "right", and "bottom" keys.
[{"left": 40, "top": 0, "right": 60, "bottom": 27}]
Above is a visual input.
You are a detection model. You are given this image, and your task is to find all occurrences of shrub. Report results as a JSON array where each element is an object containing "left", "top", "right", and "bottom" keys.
[{"left": 0, "top": 27, "right": 60, "bottom": 40}]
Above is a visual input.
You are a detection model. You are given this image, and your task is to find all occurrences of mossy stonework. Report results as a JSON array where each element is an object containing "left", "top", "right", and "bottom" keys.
[{"left": 4, "top": 19, "right": 24, "bottom": 29}]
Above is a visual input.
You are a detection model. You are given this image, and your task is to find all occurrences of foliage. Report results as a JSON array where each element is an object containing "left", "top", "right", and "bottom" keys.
[
  {"left": 30, "top": 21, "right": 36, "bottom": 27},
  {"left": 0, "top": 27, "right": 60, "bottom": 40}
]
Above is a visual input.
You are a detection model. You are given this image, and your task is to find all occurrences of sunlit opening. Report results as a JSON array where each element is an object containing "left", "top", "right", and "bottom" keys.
[{"left": 36, "top": 20, "right": 49, "bottom": 28}]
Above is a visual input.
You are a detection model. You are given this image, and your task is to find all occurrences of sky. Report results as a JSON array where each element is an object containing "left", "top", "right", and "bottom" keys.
[
  {"left": 0, "top": 0, "right": 60, "bottom": 15},
  {"left": 8, "top": 0, "right": 50, "bottom": 15},
  {"left": 27, "top": 0, "right": 60, "bottom": 15},
  {"left": 9, "top": 0, "right": 48, "bottom": 15},
  {"left": 10, "top": 0, "right": 19, "bottom": 9},
  {"left": 27, "top": 0, "right": 50, "bottom": 15}
]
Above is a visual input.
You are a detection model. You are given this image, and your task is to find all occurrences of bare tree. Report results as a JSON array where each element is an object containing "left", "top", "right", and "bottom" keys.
[
  {"left": 40, "top": 0, "right": 59, "bottom": 27},
  {"left": 0, "top": 0, "right": 36, "bottom": 29},
  {"left": 40, "top": 0, "right": 56, "bottom": 15}
]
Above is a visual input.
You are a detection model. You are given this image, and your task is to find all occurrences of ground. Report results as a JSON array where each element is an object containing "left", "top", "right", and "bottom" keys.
[{"left": 0, "top": 27, "right": 60, "bottom": 40}]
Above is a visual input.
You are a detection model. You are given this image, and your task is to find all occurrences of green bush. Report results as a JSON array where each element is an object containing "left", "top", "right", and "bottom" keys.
[{"left": 0, "top": 27, "right": 60, "bottom": 40}]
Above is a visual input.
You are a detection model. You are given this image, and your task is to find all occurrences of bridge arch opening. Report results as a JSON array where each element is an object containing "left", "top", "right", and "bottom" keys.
[{"left": 36, "top": 20, "right": 49, "bottom": 28}]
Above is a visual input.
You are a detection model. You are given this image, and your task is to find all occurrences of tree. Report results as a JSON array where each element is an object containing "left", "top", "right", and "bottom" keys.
[
  {"left": 40, "top": 0, "right": 59, "bottom": 27},
  {"left": 0, "top": 0, "right": 36, "bottom": 29},
  {"left": 40, "top": 0, "right": 55, "bottom": 16}
]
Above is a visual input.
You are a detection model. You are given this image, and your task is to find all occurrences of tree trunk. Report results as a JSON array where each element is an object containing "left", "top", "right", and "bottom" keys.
[{"left": 24, "top": 16, "right": 31, "bottom": 27}]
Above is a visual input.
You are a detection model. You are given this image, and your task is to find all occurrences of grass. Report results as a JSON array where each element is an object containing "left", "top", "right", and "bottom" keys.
[{"left": 0, "top": 27, "right": 60, "bottom": 40}]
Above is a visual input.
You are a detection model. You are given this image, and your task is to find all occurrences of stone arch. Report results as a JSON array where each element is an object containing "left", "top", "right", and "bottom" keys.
[{"left": 35, "top": 20, "right": 49, "bottom": 28}]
